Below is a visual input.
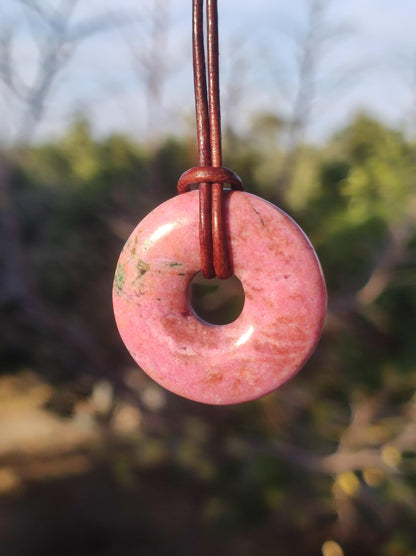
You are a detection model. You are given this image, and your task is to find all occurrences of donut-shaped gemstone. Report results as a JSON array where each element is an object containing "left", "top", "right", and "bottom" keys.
[{"left": 113, "top": 190, "right": 326, "bottom": 405}]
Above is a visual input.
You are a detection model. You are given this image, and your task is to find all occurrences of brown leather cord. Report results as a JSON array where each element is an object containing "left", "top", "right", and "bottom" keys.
[
  {"left": 207, "top": 0, "right": 229, "bottom": 279},
  {"left": 191, "top": 0, "right": 214, "bottom": 278},
  {"left": 178, "top": 0, "right": 244, "bottom": 279}
]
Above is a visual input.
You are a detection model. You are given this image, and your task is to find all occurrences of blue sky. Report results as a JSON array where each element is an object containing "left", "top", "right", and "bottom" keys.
[{"left": 1, "top": 0, "right": 416, "bottom": 144}]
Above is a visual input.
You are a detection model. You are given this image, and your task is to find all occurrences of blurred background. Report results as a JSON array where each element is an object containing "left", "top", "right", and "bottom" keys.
[{"left": 1, "top": 1, "right": 416, "bottom": 555}]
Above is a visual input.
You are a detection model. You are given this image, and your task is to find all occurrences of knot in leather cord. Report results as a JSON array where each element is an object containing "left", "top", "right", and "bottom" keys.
[{"left": 178, "top": 0, "right": 244, "bottom": 280}]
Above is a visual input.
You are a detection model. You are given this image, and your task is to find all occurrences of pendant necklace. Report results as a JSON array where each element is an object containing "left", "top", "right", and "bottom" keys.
[{"left": 113, "top": 0, "right": 327, "bottom": 405}]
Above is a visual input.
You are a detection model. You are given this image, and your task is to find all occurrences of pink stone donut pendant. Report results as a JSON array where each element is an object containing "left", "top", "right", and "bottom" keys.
[{"left": 113, "top": 190, "right": 326, "bottom": 405}]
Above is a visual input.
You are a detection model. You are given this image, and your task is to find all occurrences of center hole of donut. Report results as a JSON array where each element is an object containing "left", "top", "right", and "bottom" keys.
[{"left": 188, "top": 272, "right": 245, "bottom": 325}]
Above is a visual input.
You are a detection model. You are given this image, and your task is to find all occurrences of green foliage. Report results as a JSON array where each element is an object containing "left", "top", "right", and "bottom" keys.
[{"left": 1, "top": 113, "right": 416, "bottom": 555}]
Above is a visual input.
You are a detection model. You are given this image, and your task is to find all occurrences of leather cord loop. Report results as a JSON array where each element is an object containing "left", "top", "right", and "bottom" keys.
[
  {"left": 178, "top": 0, "right": 244, "bottom": 279},
  {"left": 177, "top": 167, "right": 244, "bottom": 194}
]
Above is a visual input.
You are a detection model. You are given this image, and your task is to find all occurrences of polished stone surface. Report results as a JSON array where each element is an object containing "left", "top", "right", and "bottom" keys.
[{"left": 113, "top": 190, "right": 327, "bottom": 405}]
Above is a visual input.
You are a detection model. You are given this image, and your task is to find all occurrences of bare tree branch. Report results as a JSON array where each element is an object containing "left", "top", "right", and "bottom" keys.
[
  {"left": 0, "top": 2, "right": 137, "bottom": 388},
  {"left": 356, "top": 208, "right": 416, "bottom": 307},
  {"left": 127, "top": 0, "right": 171, "bottom": 141}
]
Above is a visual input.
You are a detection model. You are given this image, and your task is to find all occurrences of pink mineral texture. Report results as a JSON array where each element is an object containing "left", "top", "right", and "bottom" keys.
[{"left": 113, "top": 190, "right": 327, "bottom": 405}]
